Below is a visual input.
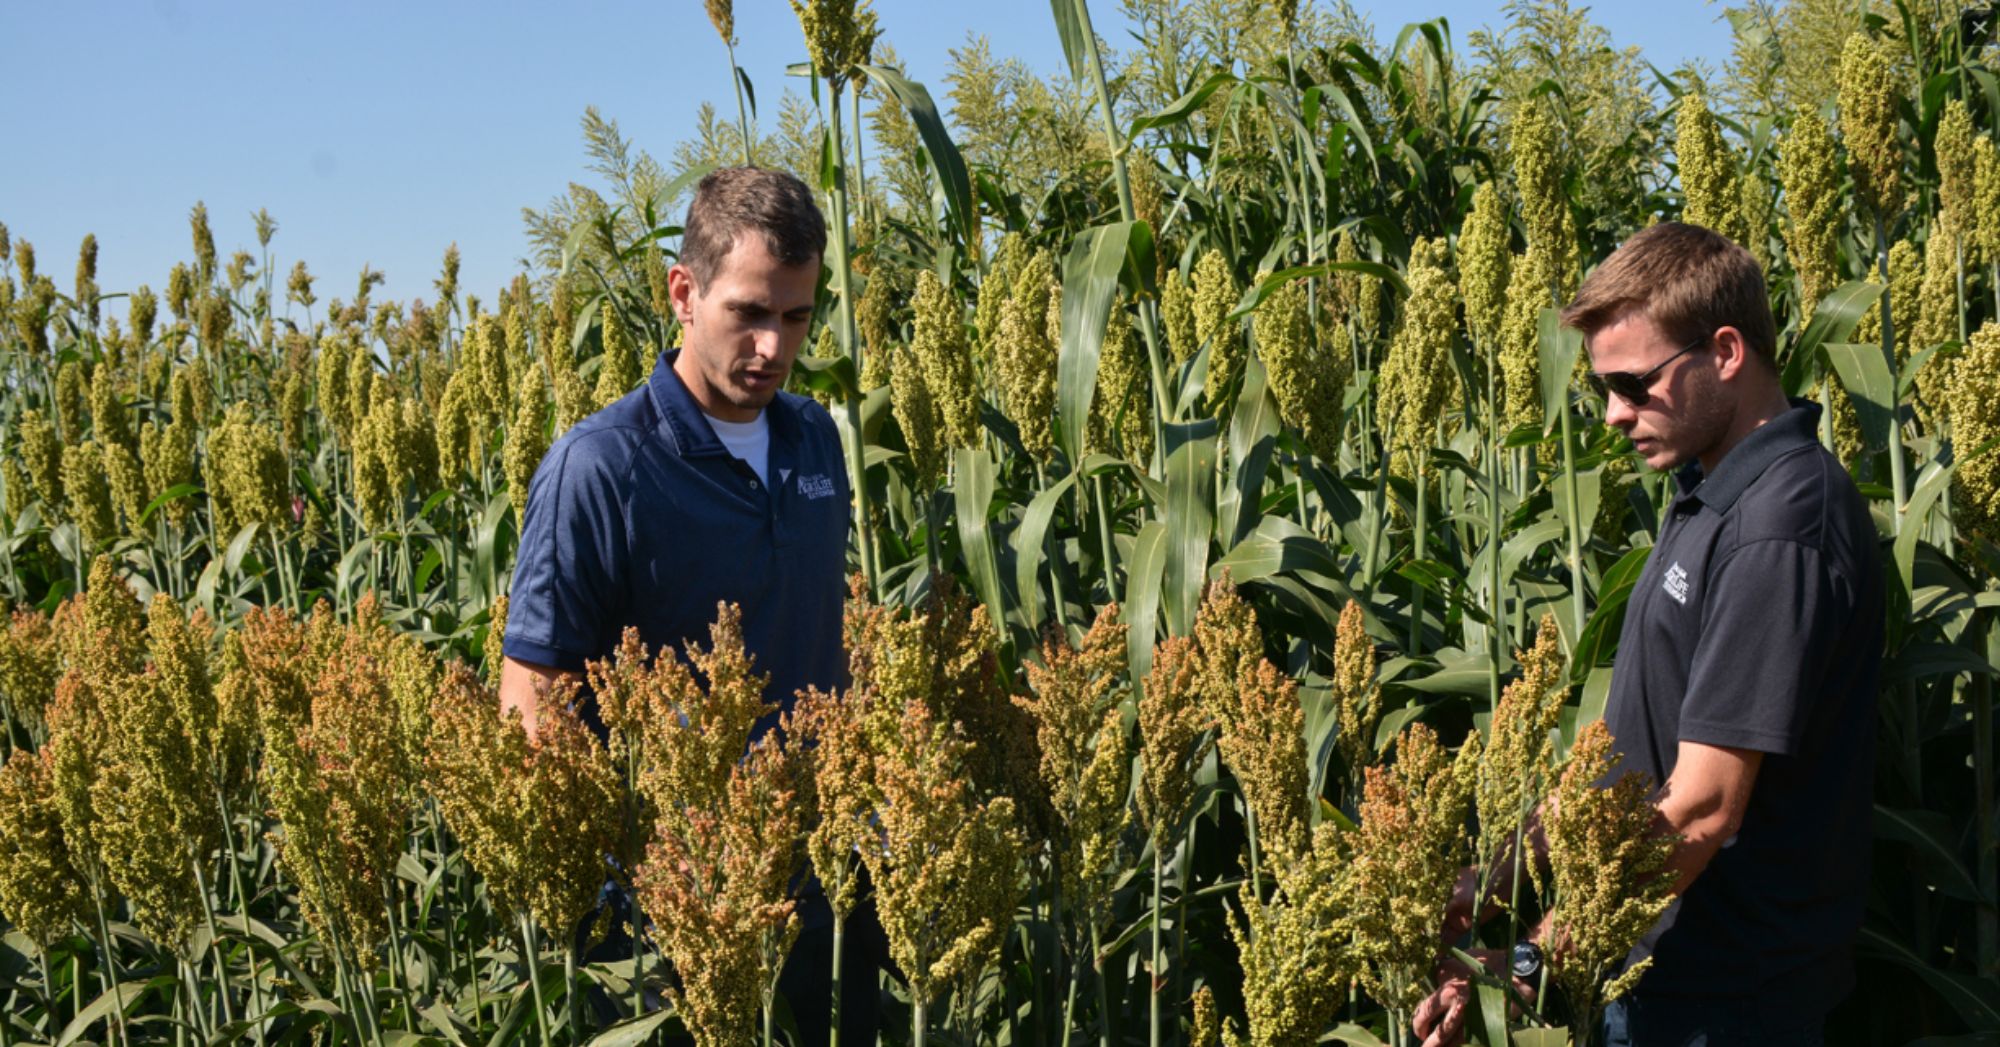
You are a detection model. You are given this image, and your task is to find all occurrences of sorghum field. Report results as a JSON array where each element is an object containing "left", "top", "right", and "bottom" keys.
[{"left": 2, "top": 0, "right": 1998, "bottom": 1044}]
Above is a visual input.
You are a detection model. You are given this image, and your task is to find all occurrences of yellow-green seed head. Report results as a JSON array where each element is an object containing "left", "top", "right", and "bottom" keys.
[
  {"left": 1377, "top": 238, "right": 1459, "bottom": 473},
  {"left": 1975, "top": 136, "right": 2000, "bottom": 267},
  {"left": 1676, "top": 93, "right": 1748, "bottom": 245},
  {"left": 909, "top": 270, "right": 980, "bottom": 450},
  {"left": 62, "top": 441, "right": 117, "bottom": 549},
  {"left": 1936, "top": 99, "right": 1976, "bottom": 240},
  {"left": 595, "top": 303, "right": 642, "bottom": 410},
  {"left": 1092, "top": 302, "right": 1153, "bottom": 462},
  {"left": 1949, "top": 322, "right": 2000, "bottom": 548},
  {"left": 504, "top": 371, "right": 550, "bottom": 529},
  {"left": 54, "top": 360, "right": 85, "bottom": 442},
  {"left": 1778, "top": 105, "right": 1842, "bottom": 319},
  {"left": 890, "top": 345, "right": 943, "bottom": 488},
  {"left": 1512, "top": 96, "right": 1579, "bottom": 302},
  {"left": 790, "top": 0, "right": 879, "bottom": 92},
  {"left": 0, "top": 750, "right": 91, "bottom": 949},
  {"left": 1459, "top": 182, "right": 1511, "bottom": 346},
  {"left": 1837, "top": 32, "right": 1905, "bottom": 223},
  {"left": 18, "top": 409, "right": 64, "bottom": 510},
  {"left": 1256, "top": 275, "right": 1340, "bottom": 461},
  {"left": 1192, "top": 249, "right": 1244, "bottom": 411},
  {"left": 994, "top": 252, "right": 1059, "bottom": 461},
  {"left": 1161, "top": 268, "right": 1196, "bottom": 365}
]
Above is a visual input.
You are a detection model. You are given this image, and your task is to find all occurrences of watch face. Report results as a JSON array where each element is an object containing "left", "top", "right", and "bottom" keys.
[{"left": 1511, "top": 942, "right": 1541, "bottom": 979}]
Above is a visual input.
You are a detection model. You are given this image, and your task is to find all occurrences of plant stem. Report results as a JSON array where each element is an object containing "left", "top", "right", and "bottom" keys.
[
  {"left": 726, "top": 37, "right": 752, "bottom": 166},
  {"left": 1875, "top": 214, "right": 1909, "bottom": 529},
  {"left": 1557, "top": 395, "right": 1586, "bottom": 642},
  {"left": 913, "top": 997, "right": 928, "bottom": 1047},
  {"left": 824, "top": 84, "right": 881, "bottom": 599},
  {"left": 1090, "top": 919, "right": 1113, "bottom": 1047},
  {"left": 1149, "top": 847, "right": 1164, "bottom": 1047},
  {"left": 829, "top": 910, "right": 846, "bottom": 1047},
  {"left": 519, "top": 913, "right": 552, "bottom": 1047},
  {"left": 88, "top": 881, "right": 130, "bottom": 1047},
  {"left": 1977, "top": 619, "right": 1998, "bottom": 977}
]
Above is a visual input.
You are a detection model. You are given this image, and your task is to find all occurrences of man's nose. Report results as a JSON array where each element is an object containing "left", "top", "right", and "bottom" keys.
[{"left": 1602, "top": 390, "right": 1636, "bottom": 430}]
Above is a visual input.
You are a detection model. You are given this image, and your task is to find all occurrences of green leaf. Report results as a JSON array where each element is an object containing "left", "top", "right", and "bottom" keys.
[
  {"left": 1057, "top": 220, "right": 1148, "bottom": 464},
  {"left": 1228, "top": 260, "right": 1408, "bottom": 320},
  {"left": 1873, "top": 804, "right": 1991, "bottom": 903},
  {"left": 1125, "top": 521, "right": 1169, "bottom": 692},
  {"left": 1013, "top": 469, "right": 1080, "bottom": 635},
  {"left": 952, "top": 447, "right": 1007, "bottom": 644},
  {"left": 859, "top": 65, "right": 976, "bottom": 248},
  {"left": 1048, "top": 0, "right": 1090, "bottom": 82},
  {"left": 1162, "top": 418, "right": 1219, "bottom": 636},
  {"left": 1323, "top": 1023, "right": 1388, "bottom": 1046},
  {"left": 1537, "top": 307, "right": 1582, "bottom": 435},
  {"left": 1220, "top": 355, "right": 1279, "bottom": 546},
  {"left": 1127, "top": 70, "right": 1236, "bottom": 138},
  {"left": 1782, "top": 279, "right": 1881, "bottom": 395},
  {"left": 137, "top": 482, "right": 201, "bottom": 525},
  {"left": 585, "top": 1007, "right": 685, "bottom": 1047},
  {"left": 1857, "top": 926, "right": 2000, "bottom": 1029},
  {"left": 793, "top": 354, "right": 862, "bottom": 399},
  {"left": 1571, "top": 545, "right": 1652, "bottom": 683},
  {"left": 1824, "top": 341, "right": 1897, "bottom": 453},
  {"left": 57, "top": 978, "right": 171, "bottom": 1047}
]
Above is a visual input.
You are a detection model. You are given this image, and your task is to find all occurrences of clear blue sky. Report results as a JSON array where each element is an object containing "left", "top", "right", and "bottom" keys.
[{"left": 2, "top": 1, "right": 1731, "bottom": 313}]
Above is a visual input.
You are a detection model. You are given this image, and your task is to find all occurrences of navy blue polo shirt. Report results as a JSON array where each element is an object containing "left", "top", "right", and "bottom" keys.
[
  {"left": 504, "top": 349, "right": 851, "bottom": 724},
  {"left": 1603, "top": 399, "right": 1882, "bottom": 1016}
]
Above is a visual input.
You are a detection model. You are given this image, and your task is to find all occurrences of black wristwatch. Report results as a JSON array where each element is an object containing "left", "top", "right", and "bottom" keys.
[{"left": 1510, "top": 940, "right": 1543, "bottom": 981}]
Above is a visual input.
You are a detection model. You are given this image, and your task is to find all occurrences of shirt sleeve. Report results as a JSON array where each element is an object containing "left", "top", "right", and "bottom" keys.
[
  {"left": 1677, "top": 538, "right": 1845, "bottom": 756},
  {"left": 502, "top": 431, "right": 632, "bottom": 673}
]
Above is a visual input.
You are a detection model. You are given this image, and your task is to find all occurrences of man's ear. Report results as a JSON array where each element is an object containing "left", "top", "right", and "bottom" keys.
[
  {"left": 1711, "top": 325, "right": 1755, "bottom": 382},
  {"left": 667, "top": 263, "right": 699, "bottom": 325}
]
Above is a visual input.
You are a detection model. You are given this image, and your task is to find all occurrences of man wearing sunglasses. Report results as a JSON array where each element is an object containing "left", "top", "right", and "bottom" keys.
[{"left": 1414, "top": 222, "right": 1882, "bottom": 1047}]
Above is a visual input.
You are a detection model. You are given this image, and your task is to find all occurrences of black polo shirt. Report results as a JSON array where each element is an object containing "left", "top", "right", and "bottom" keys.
[
  {"left": 504, "top": 349, "right": 851, "bottom": 727},
  {"left": 1602, "top": 399, "right": 1882, "bottom": 1016}
]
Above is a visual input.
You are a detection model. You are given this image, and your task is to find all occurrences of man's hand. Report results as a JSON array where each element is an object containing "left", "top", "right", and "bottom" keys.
[
  {"left": 1438, "top": 865, "right": 1478, "bottom": 944},
  {"left": 1411, "top": 947, "right": 1537, "bottom": 1047},
  {"left": 498, "top": 656, "right": 575, "bottom": 744}
]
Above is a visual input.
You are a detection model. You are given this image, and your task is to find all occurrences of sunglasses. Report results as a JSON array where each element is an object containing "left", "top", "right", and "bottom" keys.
[{"left": 1585, "top": 334, "right": 1710, "bottom": 406}]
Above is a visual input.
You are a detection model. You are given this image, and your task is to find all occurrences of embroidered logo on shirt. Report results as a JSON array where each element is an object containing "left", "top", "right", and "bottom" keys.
[
  {"left": 1663, "top": 562, "right": 1690, "bottom": 605},
  {"left": 798, "top": 474, "right": 837, "bottom": 500}
]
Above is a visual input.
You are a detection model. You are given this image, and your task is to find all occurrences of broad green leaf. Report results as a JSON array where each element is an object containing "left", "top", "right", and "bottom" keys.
[
  {"left": 1058, "top": 220, "right": 1149, "bottom": 464},
  {"left": 1048, "top": 0, "right": 1090, "bottom": 82},
  {"left": 859, "top": 65, "right": 976, "bottom": 248},
  {"left": 792, "top": 354, "right": 861, "bottom": 399},
  {"left": 1013, "top": 469, "right": 1081, "bottom": 635},
  {"left": 1124, "top": 521, "right": 1169, "bottom": 695},
  {"left": 1220, "top": 355, "right": 1279, "bottom": 546},
  {"left": 1537, "top": 307, "right": 1582, "bottom": 434},
  {"left": 1781, "top": 279, "right": 1881, "bottom": 395},
  {"left": 1163, "top": 418, "right": 1219, "bottom": 636},
  {"left": 57, "top": 979, "right": 163, "bottom": 1047},
  {"left": 1570, "top": 545, "right": 1652, "bottom": 684},
  {"left": 1228, "top": 260, "right": 1408, "bottom": 320},
  {"left": 1873, "top": 804, "right": 1991, "bottom": 903},
  {"left": 1127, "top": 70, "right": 1237, "bottom": 138},
  {"left": 1856, "top": 926, "right": 2000, "bottom": 1028},
  {"left": 954, "top": 448, "right": 1007, "bottom": 642},
  {"left": 1824, "top": 341, "right": 1897, "bottom": 453},
  {"left": 137, "top": 482, "right": 201, "bottom": 525},
  {"left": 585, "top": 1008, "right": 684, "bottom": 1047}
]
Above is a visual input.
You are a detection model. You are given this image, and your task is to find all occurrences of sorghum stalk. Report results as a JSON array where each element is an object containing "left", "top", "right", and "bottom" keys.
[
  {"left": 519, "top": 913, "right": 552, "bottom": 1047},
  {"left": 826, "top": 89, "right": 880, "bottom": 598}
]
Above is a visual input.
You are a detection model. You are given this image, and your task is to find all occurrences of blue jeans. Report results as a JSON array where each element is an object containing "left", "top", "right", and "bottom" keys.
[{"left": 1602, "top": 995, "right": 1824, "bottom": 1047}]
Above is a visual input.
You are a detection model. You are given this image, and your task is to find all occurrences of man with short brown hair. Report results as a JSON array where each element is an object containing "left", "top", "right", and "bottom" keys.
[
  {"left": 1416, "top": 222, "right": 1881, "bottom": 1046},
  {"left": 501, "top": 166, "right": 876, "bottom": 1044}
]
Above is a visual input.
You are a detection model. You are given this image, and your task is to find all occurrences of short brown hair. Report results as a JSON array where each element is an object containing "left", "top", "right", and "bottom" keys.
[
  {"left": 1560, "top": 222, "right": 1777, "bottom": 365},
  {"left": 679, "top": 167, "right": 826, "bottom": 285}
]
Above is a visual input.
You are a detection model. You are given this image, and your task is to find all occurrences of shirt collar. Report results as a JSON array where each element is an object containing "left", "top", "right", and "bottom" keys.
[
  {"left": 647, "top": 348, "right": 801, "bottom": 456},
  {"left": 1674, "top": 397, "right": 1823, "bottom": 513}
]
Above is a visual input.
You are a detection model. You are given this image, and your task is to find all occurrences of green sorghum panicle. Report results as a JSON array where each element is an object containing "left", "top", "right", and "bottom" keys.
[
  {"left": 1948, "top": 321, "right": 2000, "bottom": 546},
  {"left": 89, "top": 364, "right": 132, "bottom": 452},
  {"left": 196, "top": 293, "right": 229, "bottom": 351},
  {"left": 1377, "top": 237, "right": 1458, "bottom": 474},
  {"left": 1093, "top": 301, "right": 1154, "bottom": 462},
  {"left": 211, "top": 403, "right": 292, "bottom": 535},
  {"left": 890, "top": 344, "right": 943, "bottom": 488},
  {"left": 14, "top": 240, "right": 33, "bottom": 282},
  {"left": 1838, "top": 32, "right": 1904, "bottom": 224},
  {"left": 129, "top": 285, "right": 157, "bottom": 347},
  {"left": 63, "top": 440, "right": 117, "bottom": 549},
  {"left": 789, "top": 687, "right": 875, "bottom": 924},
  {"left": 1332, "top": 600, "right": 1381, "bottom": 788},
  {"left": 185, "top": 353, "right": 215, "bottom": 426},
  {"left": 1473, "top": 615, "right": 1567, "bottom": 881},
  {"left": 976, "top": 232, "right": 1028, "bottom": 367},
  {"left": 0, "top": 606, "right": 62, "bottom": 732},
  {"left": 75, "top": 234, "right": 98, "bottom": 326},
  {"left": 1257, "top": 275, "right": 1339, "bottom": 461},
  {"left": 1224, "top": 821, "right": 1359, "bottom": 1047},
  {"left": 1193, "top": 249, "right": 1243, "bottom": 411},
  {"left": 0, "top": 749, "right": 91, "bottom": 950},
  {"left": 19, "top": 409, "right": 64, "bottom": 509},
  {"left": 436, "top": 244, "right": 461, "bottom": 307},
  {"left": 106, "top": 443, "right": 147, "bottom": 540},
  {"left": 504, "top": 370, "right": 550, "bottom": 528},
  {"left": 995, "top": 250, "right": 1059, "bottom": 461},
  {"left": 1913, "top": 224, "right": 1959, "bottom": 421},
  {"left": 287, "top": 260, "right": 315, "bottom": 310},
  {"left": 1458, "top": 181, "right": 1511, "bottom": 347},
  {"left": 316, "top": 332, "right": 353, "bottom": 443},
  {"left": 54, "top": 360, "right": 85, "bottom": 442},
  {"left": 1543, "top": 719, "right": 1677, "bottom": 1031},
  {"left": 1513, "top": 95, "right": 1579, "bottom": 302},
  {"left": 858, "top": 268, "right": 897, "bottom": 389},
  {"left": 1974, "top": 136, "right": 2000, "bottom": 267},
  {"left": 1676, "top": 93, "right": 1748, "bottom": 245},
  {"left": 1936, "top": 99, "right": 1977, "bottom": 240},
  {"left": 595, "top": 302, "right": 642, "bottom": 410},
  {"left": 1161, "top": 267, "right": 1196, "bottom": 365},
  {"left": 188, "top": 201, "right": 216, "bottom": 282},
  {"left": 1192, "top": 986, "right": 1220, "bottom": 1047},
  {"left": 909, "top": 269, "right": 980, "bottom": 450},
  {"left": 0, "top": 221, "right": 9, "bottom": 263},
  {"left": 225, "top": 250, "right": 253, "bottom": 294},
  {"left": 790, "top": 0, "right": 879, "bottom": 91},
  {"left": 1778, "top": 105, "right": 1841, "bottom": 319}
]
